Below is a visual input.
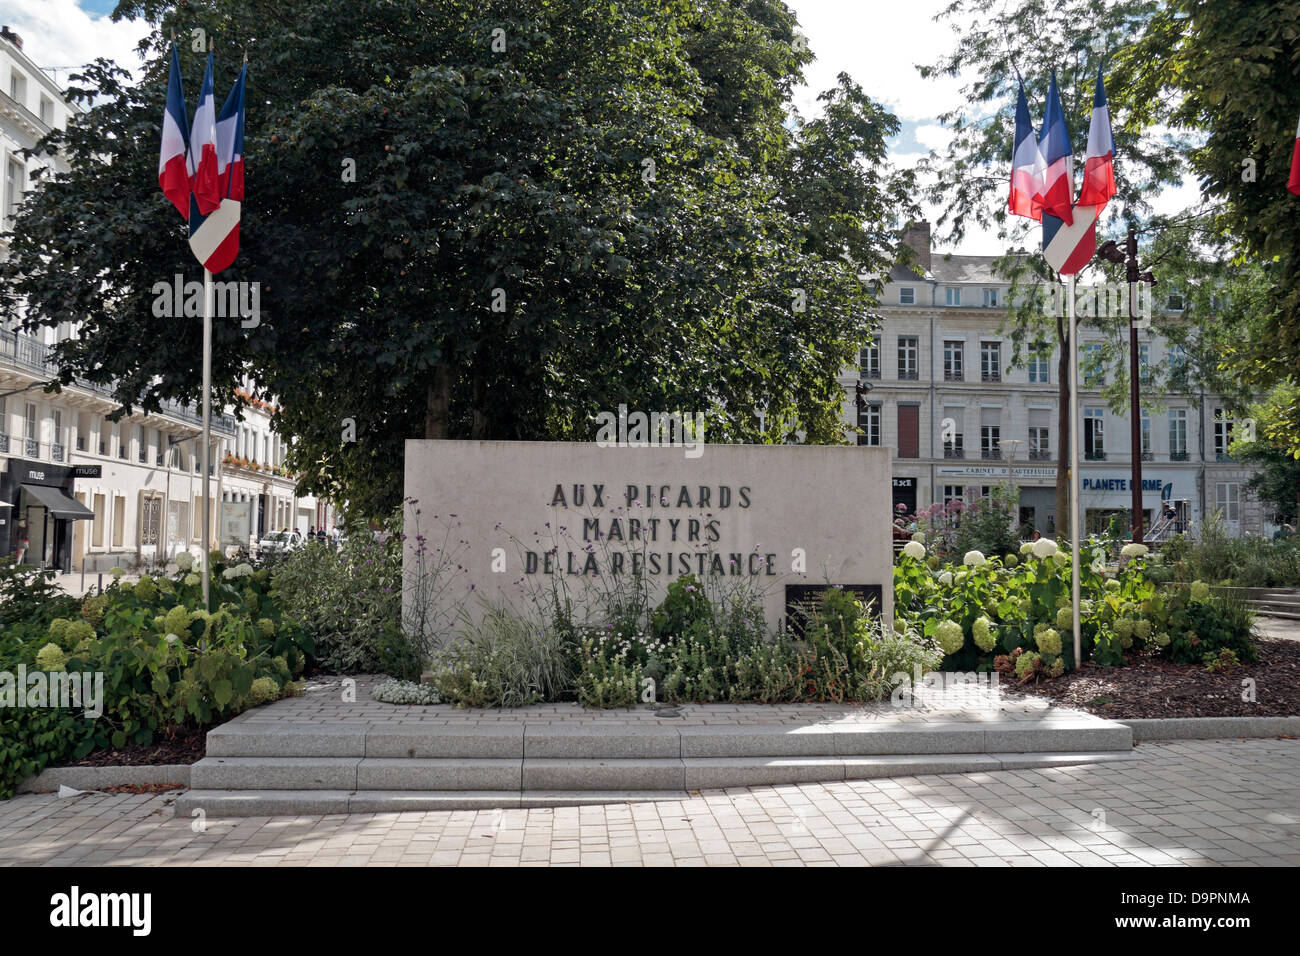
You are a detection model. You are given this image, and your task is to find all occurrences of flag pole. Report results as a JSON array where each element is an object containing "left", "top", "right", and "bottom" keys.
[
  {"left": 1068, "top": 272, "right": 1082, "bottom": 669},
  {"left": 201, "top": 267, "right": 213, "bottom": 610}
]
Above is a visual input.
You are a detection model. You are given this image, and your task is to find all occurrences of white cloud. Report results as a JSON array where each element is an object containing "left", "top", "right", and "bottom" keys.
[
  {"left": 0, "top": 0, "right": 151, "bottom": 84},
  {"left": 912, "top": 123, "right": 951, "bottom": 152}
]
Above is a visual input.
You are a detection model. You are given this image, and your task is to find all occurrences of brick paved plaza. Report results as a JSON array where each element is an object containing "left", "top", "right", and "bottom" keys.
[{"left": 3, "top": 738, "right": 1296, "bottom": 866}]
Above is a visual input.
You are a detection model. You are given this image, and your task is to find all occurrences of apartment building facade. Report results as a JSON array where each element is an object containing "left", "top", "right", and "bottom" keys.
[
  {"left": 840, "top": 222, "right": 1271, "bottom": 539},
  {"left": 1, "top": 27, "right": 334, "bottom": 571}
]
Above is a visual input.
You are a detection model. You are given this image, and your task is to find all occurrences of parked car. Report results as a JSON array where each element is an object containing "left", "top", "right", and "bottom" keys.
[{"left": 256, "top": 530, "right": 306, "bottom": 558}]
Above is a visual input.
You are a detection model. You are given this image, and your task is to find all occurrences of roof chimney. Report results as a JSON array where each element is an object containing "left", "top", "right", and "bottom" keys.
[
  {"left": 0, "top": 26, "right": 21, "bottom": 50},
  {"left": 902, "top": 220, "right": 932, "bottom": 274}
]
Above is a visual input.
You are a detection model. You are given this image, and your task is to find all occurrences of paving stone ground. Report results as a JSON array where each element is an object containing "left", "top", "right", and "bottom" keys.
[{"left": 2, "top": 738, "right": 1296, "bottom": 866}]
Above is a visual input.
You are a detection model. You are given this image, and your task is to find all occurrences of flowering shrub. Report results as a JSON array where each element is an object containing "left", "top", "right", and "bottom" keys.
[
  {"left": 895, "top": 535, "right": 1257, "bottom": 672},
  {"left": 372, "top": 678, "right": 442, "bottom": 705}
]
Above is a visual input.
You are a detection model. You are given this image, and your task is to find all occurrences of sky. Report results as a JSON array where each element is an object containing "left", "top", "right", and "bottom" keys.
[{"left": 2, "top": 0, "right": 1200, "bottom": 256}]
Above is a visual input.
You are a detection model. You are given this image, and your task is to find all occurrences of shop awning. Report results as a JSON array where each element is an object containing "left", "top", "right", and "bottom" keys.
[{"left": 20, "top": 484, "right": 94, "bottom": 520}]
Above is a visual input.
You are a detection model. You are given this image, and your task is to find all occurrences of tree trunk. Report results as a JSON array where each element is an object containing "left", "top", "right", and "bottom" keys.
[
  {"left": 1056, "top": 311, "right": 1071, "bottom": 542},
  {"left": 469, "top": 373, "right": 488, "bottom": 439},
  {"left": 425, "top": 362, "right": 453, "bottom": 439}
]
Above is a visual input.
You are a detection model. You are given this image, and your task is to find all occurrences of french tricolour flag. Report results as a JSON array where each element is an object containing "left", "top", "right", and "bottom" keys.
[
  {"left": 1038, "top": 71, "right": 1074, "bottom": 226},
  {"left": 1077, "top": 66, "right": 1117, "bottom": 210},
  {"left": 1010, "top": 80, "right": 1045, "bottom": 221},
  {"left": 189, "top": 62, "right": 246, "bottom": 275},
  {"left": 216, "top": 64, "right": 246, "bottom": 203},
  {"left": 1289, "top": 111, "right": 1300, "bottom": 196},
  {"left": 157, "top": 45, "right": 191, "bottom": 218},
  {"left": 188, "top": 52, "right": 221, "bottom": 216}
]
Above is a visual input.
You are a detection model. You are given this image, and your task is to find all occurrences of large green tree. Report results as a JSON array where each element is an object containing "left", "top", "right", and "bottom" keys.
[
  {"left": 1, "top": 0, "right": 913, "bottom": 515},
  {"left": 1113, "top": 0, "right": 1300, "bottom": 449},
  {"left": 918, "top": 0, "right": 1186, "bottom": 537}
]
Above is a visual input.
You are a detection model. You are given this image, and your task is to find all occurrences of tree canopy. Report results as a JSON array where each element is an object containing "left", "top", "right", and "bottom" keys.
[{"left": 1, "top": 0, "right": 914, "bottom": 515}]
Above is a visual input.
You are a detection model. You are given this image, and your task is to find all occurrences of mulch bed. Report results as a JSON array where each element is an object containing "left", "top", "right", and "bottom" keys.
[
  {"left": 1001, "top": 637, "right": 1300, "bottom": 718},
  {"left": 59, "top": 724, "right": 209, "bottom": 767}
]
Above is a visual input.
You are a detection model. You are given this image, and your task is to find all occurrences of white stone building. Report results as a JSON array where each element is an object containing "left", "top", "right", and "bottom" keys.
[
  {"left": 0, "top": 27, "right": 335, "bottom": 571},
  {"left": 839, "top": 222, "right": 1271, "bottom": 539}
]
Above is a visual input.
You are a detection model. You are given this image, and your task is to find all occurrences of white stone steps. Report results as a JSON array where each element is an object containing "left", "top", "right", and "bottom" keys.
[
  {"left": 178, "top": 750, "right": 1141, "bottom": 816},
  {"left": 203, "top": 718, "right": 1133, "bottom": 760}
]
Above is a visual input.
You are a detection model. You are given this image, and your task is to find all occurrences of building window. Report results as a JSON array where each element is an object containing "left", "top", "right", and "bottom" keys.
[
  {"left": 1215, "top": 482, "right": 1240, "bottom": 523},
  {"left": 945, "top": 287, "right": 961, "bottom": 307},
  {"left": 112, "top": 495, "right": 126, "bottom": 548},
  {"left": 8, "top": 69, "right": 26, "bottom": 105},
  {"left": 99, "top": 418, "right": 111, "bottom": 456},
  {"left": 1082, "top": 344, "right": 1105, "bottom": 387},
  {"left": 980, "top": 425, "right": 1001, "bottom": 460},
  {"left": 942, "top": 406, "right": 964, "bottom": 459},
  {"left": 1215, "top": 481, "right": 1240, "bottom": 522},
  {"left": 942, "top": 485, "right": 964, "bottom": 506},
  {"left": 4, "top": 156, "right": 22, "bottom": 228},
  {"left": 897, "top": 336, "right": 918, "bottom": 380},
  {"left": 943, "top": 340, "right": 964, "bottom": 381},
  {"left": 23, "top": 402, "right": 37, "bottom": 457},
  {"left": 857, "top": 403, "right": 881, "bottom": 447},
  {"left": 1138, "top": 344, "right": 1151, "bottom": 384},
  {"left": 140, "top": 494, "right": 161, "bottom": 547},
  {"left": 1085, "top": 407, "right": 1105, "bottom": 460},
  {"left": 51, "top": 410, "right": 63, "bottom": 462},
  {"left": 860, "top": 341, "right": 880, "bottom": 379},
  {"left": 1168, "top": 344, "right": 1188, "bottom": 388},
  {"left": 1028, "top": 344, "right": 1050, "bottom": 384},
  {"left": 898, "top": 287, "right": 915, "bottom": 305},
  {"left": 1141, "top": 413, "right": 1152, "bottom": 460},
  {"left": 1166, "top": 291, "right": 1185, "bottom": 312},
  {"left": 1214, "top": 410, "right": 1233, "bottom": 460},
  {"left": 39, "top": 95, "right": 53, "bottom": 125},
  {"left": 983, "top": 288, "right": 999, "bottom": 308},
  {"left": 980, "top": 342, "right": 1001, "bottom": 382},
  {"left": 92, "top": 494, "right": 106, "bottom": 548},
  {"left": 1169, "top": 409, "right": 1188, "bottom": 460},
  {"left": 136, "top": 423, "right": 147, "bottom": 463},
  {"left": 1028, "top": 425, "right": 1050, "bottom": 461}
]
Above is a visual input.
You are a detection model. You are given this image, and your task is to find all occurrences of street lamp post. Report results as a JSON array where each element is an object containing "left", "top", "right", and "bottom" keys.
[{"left": 1097, "top": 229, "right": 1156, "bottom": 544}]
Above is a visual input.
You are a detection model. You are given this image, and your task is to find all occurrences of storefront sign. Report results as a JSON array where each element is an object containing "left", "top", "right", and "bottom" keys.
[{"left": 937, "top": 465, "right": 1057, "bottom": 480}]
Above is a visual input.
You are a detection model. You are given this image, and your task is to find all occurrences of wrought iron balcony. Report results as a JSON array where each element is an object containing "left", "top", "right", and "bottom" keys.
[
  {"left": 1170, "top": 450, "right": 1189, "bottom": 461},
  {"left": 24, "top": 438, "right": 38, "bottom": 457},
  {"left": 0, "top": 330, "right": 236, "bottom": 436},
  {"left": 1028, "top": 449, "right": 1052, "bottom": 461},
  {"left": 981, "top": 370, "right": 1001, "bottom": 383},
  {"left": 51, "top": 443, "right": 65, "bottom": 462},
  {"left": 943, "top": 446, "right": 965, "bottom": 459},
  {"left": 1141, "top": 451, "right": 1154, "bottom": 462},
  {"left": 944, "top": 370, "right": 964, "bottom": 382},
  {"left": 898, "top": 369, "right": 919, "bottom": 381},
  {"left": 981, "top": 448, "right": 1003, "bottom": 460},
  {"left": 1085, "top": 450, "right": 1107, "bottom": 461},
  {"left": 0, "top": 434, "right": 7, "bottom": 453}
]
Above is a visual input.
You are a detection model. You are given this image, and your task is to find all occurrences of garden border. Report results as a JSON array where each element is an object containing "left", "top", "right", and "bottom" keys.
[
  {"left": 1120, "top": 716, "right": 1300, "bottom": 742},
  {"left": 16, "top": 764, "right": 192, "bottom": 794}
]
